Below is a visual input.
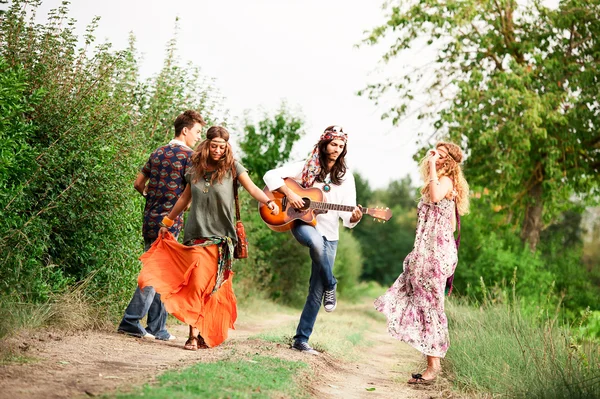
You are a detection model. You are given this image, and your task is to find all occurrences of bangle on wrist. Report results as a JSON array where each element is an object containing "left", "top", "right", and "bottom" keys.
[
  {"left": 429, "top": 178, "right": 440, "bottom": 186},
  {"left": 266, "top": 200, "right": 274, "bottom": 207},
  {"left": 160, "top": 216, "right": 174, "bottom": 228}
]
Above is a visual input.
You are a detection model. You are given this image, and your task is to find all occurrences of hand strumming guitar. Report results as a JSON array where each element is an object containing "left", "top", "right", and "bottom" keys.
[{"left": 277, "top": 184, "right": 306, "bottom": 209}]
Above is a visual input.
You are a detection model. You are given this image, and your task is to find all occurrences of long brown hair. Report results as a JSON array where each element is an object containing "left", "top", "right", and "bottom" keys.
[
  {"left": 189, "top": 126, "right": 235, "bottom": 184},
  {"left": 316, "top": 137, "right": 348, "bottom": 185},
  {"left": 419, "top": 141, "right": 470, "bottom": 215}
]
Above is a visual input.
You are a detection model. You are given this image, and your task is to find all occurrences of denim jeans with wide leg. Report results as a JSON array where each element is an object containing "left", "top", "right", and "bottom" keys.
[
  {"left": 117, "top": 238, "right": 170, "bottom": 340},
  {"left": 291, "top": 223, "right": 338, "bottom": 343}
]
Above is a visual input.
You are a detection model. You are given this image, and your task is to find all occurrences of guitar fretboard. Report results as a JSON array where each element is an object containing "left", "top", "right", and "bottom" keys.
[{"left": 311, "top": 201, "right": 365, "bottom": 213}]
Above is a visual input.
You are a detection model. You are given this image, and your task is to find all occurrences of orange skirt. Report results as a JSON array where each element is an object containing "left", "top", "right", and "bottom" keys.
[{"left": 138, "top": 234, "right": 237, "bottom": 347}]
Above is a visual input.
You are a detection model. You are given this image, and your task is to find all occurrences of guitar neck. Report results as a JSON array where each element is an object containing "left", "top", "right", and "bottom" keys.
[{"left": 311, "top": 201, "right": 365, "bottom": 213}]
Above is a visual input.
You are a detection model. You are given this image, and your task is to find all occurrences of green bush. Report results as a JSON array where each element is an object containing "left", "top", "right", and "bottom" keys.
[
  {"left": 354, "top": 176, "right": 417, "bottom": 285},
  {"left": 0, "top": 0, "right": 221, "bottom": 323},
  {"left": 235, "top": 197, "right": 311, "bottom": 307},
  {"left": 452, "top": 193, "right": 600, "bottom": 320},
  {"left": 578, "top": 310, "right": 600, "bottom": 342},
  {"left": 335, "top": 228, "right": 363, "bottom": 298}
]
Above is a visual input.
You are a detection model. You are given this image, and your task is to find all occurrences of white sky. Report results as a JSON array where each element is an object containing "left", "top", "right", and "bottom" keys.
[{"left": 32, "top": 0, "right": 429, "bottom": 189}]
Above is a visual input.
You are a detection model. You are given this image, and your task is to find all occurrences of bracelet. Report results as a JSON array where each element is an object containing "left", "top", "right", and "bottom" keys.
[
  {"left": 266, "top": 200, "right": 274, "bottom": 207},
  {"left": 429, "top": 178, "right": 440, "bottom": 186},
  {"left": 160, "top": 216, "right": 174, "bottom": 228}
]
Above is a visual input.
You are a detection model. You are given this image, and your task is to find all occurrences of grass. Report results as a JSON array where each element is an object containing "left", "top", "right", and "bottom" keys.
[
  {"left": 0, "top": 278, "right": 115, "bottom": 364},
  {"left": 107, "top": 297, "right": 381, "bottom": 398},
  {"left": 445, "top": 298, "right": 600, "bottom": 398},
  {"left": 0, "top": 273, "right": 113, "bottom": 341},
  {"left": 0, "top": 352, "right": 38, "bottom": 366},
  {"left": 249, "top": 300, "right": 376, "bottom": 361},
  {"left": 0, "top": 301, "right": 53, "bottom": 339},
  {"left": 107, "top": 355, "right": 309, "bottom": 399}
]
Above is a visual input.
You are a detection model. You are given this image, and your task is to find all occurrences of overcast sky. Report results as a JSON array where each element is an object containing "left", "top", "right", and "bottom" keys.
[{"left": 31, "top": 0, "right": 433, "bottom": 189}]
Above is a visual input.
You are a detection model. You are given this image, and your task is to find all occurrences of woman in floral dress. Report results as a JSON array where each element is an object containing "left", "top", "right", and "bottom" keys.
[{"left": 375, "top": 141, "right": 470, "bottom": 384}]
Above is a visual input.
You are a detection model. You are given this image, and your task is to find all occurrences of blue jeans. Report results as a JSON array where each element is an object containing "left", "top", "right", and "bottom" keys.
[
  {"left": 117, "top": 238, "right": 170, "bottom": 340},
  {"left": 291, "top": 223, "right": 338, "bottom": 343}
]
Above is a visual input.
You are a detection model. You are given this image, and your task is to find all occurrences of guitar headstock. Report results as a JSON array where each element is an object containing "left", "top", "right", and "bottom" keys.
[{"left": 364, "top": 207, "right": 392, "bottom": 222}]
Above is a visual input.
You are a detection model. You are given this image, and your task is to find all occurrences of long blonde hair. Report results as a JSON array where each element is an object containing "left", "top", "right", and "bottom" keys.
[{"left": 419, "top": 141, "right": 470, "bottom": 215}]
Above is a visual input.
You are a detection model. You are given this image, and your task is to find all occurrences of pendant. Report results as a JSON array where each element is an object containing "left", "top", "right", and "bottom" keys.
[
  {"left": 202, "top": 181, "right": 210, "bottom": 193},
  {"left": 323, "top": 184, "right": 331, "bottom": 192}
]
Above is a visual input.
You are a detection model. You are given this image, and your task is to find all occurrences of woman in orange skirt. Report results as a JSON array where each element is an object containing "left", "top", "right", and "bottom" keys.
[{"left": 138, "top": 126, "right": 279, "bottom": 350}]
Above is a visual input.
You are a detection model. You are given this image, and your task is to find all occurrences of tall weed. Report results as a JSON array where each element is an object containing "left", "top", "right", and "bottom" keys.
[{"left": 445, "top": 295, "right": 600, "bottom": 398}]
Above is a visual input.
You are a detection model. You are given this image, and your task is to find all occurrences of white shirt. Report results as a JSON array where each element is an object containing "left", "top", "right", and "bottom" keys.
[
  {"left": 263, "top": 161, "right": 358, "bottom": 241},
  {"left": 168, "top": 138, "right": 191, "bottom": 149}
]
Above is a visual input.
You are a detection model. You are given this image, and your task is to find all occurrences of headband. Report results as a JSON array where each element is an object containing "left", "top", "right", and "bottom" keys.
[
  {"left": 319, "top": 126, "right": 348, "bottom": 143},
  {"left": 300, "top": 126, "right": 347, "bottom": 188},
  {"left": 438, "top": 145, "right": 459, "bottom": 163}
]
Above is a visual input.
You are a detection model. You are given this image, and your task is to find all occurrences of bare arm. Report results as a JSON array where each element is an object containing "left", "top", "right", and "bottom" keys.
[
  {"left": 133, "top": 172, "right": 149, "bottom": 196},
  {"left": 238, "top": 172, "right": 279, "bottom": 214},
  {"left": 429, "top": 175, "right": 453, "bottom": 203},
  {"left": 263, "top": 162, "right": 305, "bottom": 209},
  {"left": 427, "top": 151, "right": 453, "bottom": 202}
]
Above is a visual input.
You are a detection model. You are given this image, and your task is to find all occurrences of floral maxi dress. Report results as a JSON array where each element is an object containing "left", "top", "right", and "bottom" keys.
[{"left": 374, "top": 199, "right": 458, "bottom": 358}]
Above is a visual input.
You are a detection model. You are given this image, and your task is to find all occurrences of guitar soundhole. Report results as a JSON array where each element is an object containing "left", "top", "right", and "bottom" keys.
[{"left": 296, "top": 198, "right": 311, "bottom": 211}]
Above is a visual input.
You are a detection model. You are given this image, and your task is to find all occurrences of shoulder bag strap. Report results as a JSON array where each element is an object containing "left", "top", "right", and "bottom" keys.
[
  {"left": 445, "top": 201, "right": 461, "bottom": 296},
  {"left": 455, "top": 202, "right": 461, "bottom": 249},
  {"left": 232, "top": 165, "right": 241, "bottom": 222}
]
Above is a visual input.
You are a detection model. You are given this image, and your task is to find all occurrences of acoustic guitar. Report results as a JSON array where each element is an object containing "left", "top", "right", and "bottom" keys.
[{"left": 258, "top": 178, "right": 392, "bottom": 232}]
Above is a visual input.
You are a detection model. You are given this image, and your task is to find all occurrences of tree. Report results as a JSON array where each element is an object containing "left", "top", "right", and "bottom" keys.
[
  {"left": 0, "top": 0, "right": 222, "bottom": 311},
  {"left": 239, "top": 104, "right": 304, "bottom": 180},
  {"left": 361, "top": 0, "right": 600, "bottom": 250},
  {"left": 354, "top": 172, "right": 374, "bottom": 206},
  {"left": 235, "top": 105, "right": 310, "bottom": 305},
  {"left": 0, "top": 1, "right": 8, "bottom": 16},
  {"left": 354, "top": 176, "right": 417, "bottom": 284}
]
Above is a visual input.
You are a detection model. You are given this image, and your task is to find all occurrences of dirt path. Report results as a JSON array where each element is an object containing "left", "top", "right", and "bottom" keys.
[
  {"left": 309, "top": 328, "right": 430, "bottom": 399},
  {"left": 0, "top": 302, "right": 442, "bottom": 399}
]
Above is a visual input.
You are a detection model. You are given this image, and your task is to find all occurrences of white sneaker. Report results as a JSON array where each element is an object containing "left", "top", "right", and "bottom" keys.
[
  {"left": 141, "top": 332, "right": 156, "bottom": 339},
  {"left": 323, "top": 287, "right": 337, "bottom": 312},
  {"left": 154, "top": 333, "right": 177, "bottom": 341},
  {"left": 292, "top": 341, "right": 319, "bottom": 355}
]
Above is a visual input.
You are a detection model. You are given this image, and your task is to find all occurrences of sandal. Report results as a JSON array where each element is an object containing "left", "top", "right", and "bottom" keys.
[
  {"left": 197, "top": 334, "right": 209, "bottom": 349},
  {"left": 184, "top": 336, "right": 199, "bottom": 351},
  {"left": 407, "top": 373, "right": 436, "bottom": 385}
]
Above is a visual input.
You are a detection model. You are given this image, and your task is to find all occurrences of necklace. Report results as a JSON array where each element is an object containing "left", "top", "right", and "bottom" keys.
[
  {"left": 202, "top": 172, "right": 212, "bottom": 193},
  {"left": 323, "top": 175, "right": 332, "bottom": 193}
]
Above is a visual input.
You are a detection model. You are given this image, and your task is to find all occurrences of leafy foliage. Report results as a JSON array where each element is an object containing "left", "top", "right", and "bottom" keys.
[
  {"left": 235, "top": 108, "right": 368, "bottom": 305},
  {"left": 361, "top": 0, "right": 600, "bottom": 250},
  {"left": 354, "top": 174, "right": 417, "bottom": 284},
  {"left": 454, "top": 190, "right": 600, "bottom": 318},
  {"left": 235, "top": 107, "right": 314, "bottom": 306},
  {"left": 239, "top": 105, "right": 303, "bottom": 180},
  {"left": 0, "top": 1, "right": 220, "bottom": 316}
]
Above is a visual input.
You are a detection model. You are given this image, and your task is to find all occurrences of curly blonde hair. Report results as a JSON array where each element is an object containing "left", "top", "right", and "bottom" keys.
[{"left": 419, "top": 141, "right": 470, "bottom": 215}]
